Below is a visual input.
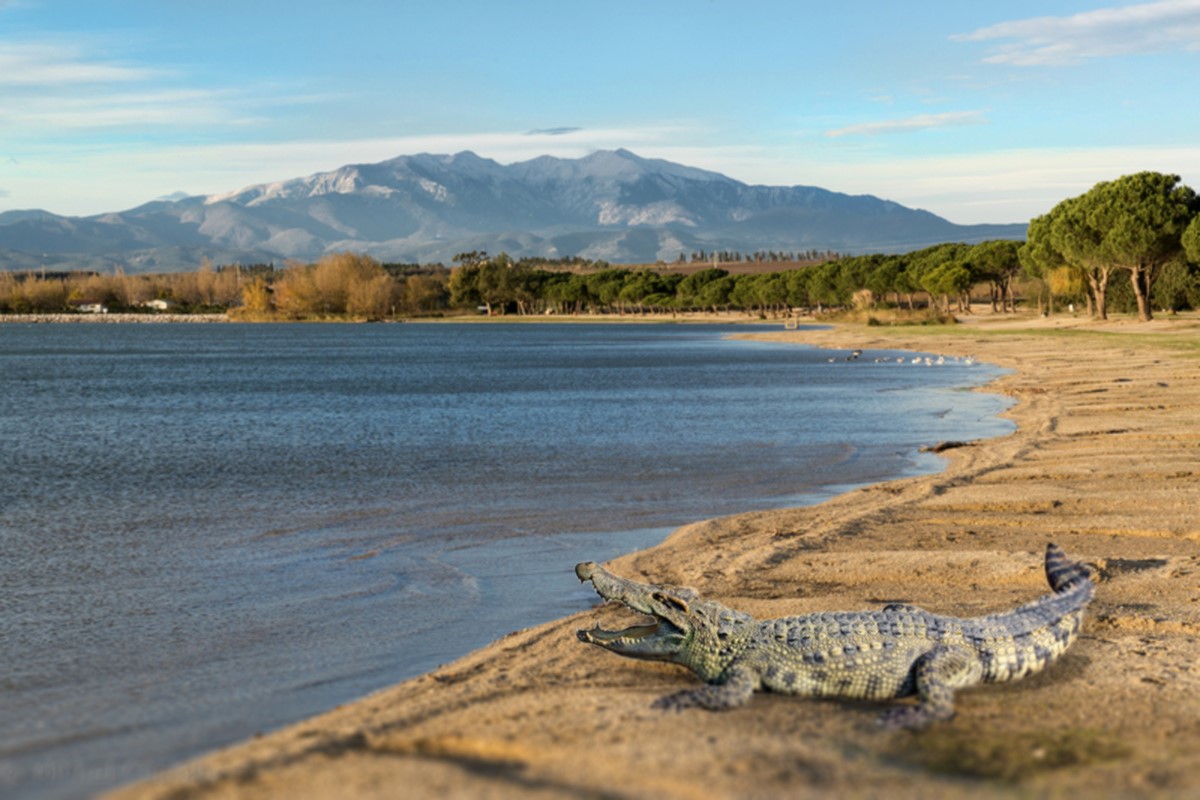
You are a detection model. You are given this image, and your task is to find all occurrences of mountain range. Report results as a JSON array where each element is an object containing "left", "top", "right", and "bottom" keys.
[{"left": 0, "top": 149, "right": 1027, "bottom": 272}]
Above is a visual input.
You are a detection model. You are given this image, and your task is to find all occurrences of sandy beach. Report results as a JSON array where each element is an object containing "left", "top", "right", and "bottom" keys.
[{"left": 108, "top": 311, "right": 1200, "bottom": 800}]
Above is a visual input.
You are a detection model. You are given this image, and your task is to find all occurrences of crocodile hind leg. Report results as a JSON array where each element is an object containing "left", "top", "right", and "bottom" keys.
[
  {"left": 652, "top": 665, "right": 759, "bottom": 711},
  {"left": 878, "top": 644, "right": 983, "bottom": 729}
]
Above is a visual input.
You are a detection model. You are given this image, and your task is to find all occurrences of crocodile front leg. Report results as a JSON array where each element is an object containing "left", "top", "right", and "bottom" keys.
[
  {"left": 878, "top": 644, "right": 983, "bottom": 729},
  {"left": 652, "top": 665, "right": 759, "bottom": 711}
]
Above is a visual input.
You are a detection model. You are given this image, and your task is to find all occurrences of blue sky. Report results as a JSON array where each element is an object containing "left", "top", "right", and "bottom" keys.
[{"left": 3, "top": 0, "right": 1199, "bottom": 223}]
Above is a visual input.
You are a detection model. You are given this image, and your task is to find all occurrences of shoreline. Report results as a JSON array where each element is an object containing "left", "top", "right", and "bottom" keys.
[
  {"left": 0, "top": 311, "right": 770, "bottom": 325},
  {"left": 109, "top": 313, "right": 1200, "bottom": 799},
  {"left": 0, "top": 313, "right": 229, "bottom": 324}
]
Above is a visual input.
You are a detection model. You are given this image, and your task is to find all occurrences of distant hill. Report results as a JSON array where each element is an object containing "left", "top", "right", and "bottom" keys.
[{"left": 0, "top": 149, "right": 1026, "bottom": 272}]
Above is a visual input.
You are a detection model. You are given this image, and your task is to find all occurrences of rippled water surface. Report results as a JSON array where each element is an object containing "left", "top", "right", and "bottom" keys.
[{"left": 0, "top": 322, "right": 1012, "bottom": 798}]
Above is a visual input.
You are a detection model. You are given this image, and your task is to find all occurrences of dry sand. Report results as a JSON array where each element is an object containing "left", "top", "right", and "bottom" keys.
[{"left": 109, "top": 312, "right": 1200, "bottom": 800}]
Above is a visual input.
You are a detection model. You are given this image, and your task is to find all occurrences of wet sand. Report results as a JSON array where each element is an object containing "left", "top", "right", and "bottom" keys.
[{"left": 109, "top": 312, "right": 1200, "bottom": 799}]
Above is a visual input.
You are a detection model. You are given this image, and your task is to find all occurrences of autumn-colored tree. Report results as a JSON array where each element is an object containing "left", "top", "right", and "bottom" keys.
[
  {"left": 195, "top": 259, "right": 220, "bottom": 305},
  {"left": 268, "top": 253, "right": 393, "bottom": 317},
  {"left": 0, "top": 272, "right": 16, "bottom": 311},
  {"left": 70, "top": 272, "right": 125, "bottom": 308},
  {"left": 0, "top": 273, "right": 69, "bottom": 312},
  {"left": 346, "top": 274, "right": 394, "bottom": 318},
  {"left": 240, "top": 276, "right": 273, "bottom": 315},
  {"left": 25, "top": 277, "right": 70, "bottom": 311},
  {"left": 313, "top": 252, "right": 390, "bottom": 314},
  {"left": 312, "top": 256, "right": 349, "bottom": 311},
  {"left": 272, "top": 262, "right": 321, "bottom": 317},
  {"left": 212, "top": 267, "right": 243, "bottom": 306},
  {"left": 1047, "top": 266, "right": 1084, "bottom": 310}
]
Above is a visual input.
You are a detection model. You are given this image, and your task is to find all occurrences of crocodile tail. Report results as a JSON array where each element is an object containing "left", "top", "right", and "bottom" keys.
[{"left": 1044, "top": 543, "right": 1092, "bottom": 594}]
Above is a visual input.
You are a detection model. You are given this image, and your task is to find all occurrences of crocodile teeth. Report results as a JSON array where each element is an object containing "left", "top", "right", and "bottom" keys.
[{"left": 580, "top": 622, "right": 659, "bottom": 643}]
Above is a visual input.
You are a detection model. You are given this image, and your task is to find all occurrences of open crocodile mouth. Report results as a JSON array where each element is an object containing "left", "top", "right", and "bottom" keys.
[
  {"left": 578, "top": 619, "right": 660, "bottom": 643},
  {"left": 573, "top": 561, "right": 688, "bottom": 655}
]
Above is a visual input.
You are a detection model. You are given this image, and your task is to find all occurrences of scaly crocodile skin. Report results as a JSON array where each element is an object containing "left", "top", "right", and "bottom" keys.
[{"left": 576, "top": 544, "right": 1094, "bottom": 728}]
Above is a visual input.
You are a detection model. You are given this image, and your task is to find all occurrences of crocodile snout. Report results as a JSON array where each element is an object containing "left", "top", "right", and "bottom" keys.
[{"left": 575, "top": 562, "right": 597, "bottom": 582}]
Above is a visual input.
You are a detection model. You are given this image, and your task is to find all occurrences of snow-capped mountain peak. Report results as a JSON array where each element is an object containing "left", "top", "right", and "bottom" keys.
[{"left": 0, "top": 149, "right": 1027, "bottom": 271}]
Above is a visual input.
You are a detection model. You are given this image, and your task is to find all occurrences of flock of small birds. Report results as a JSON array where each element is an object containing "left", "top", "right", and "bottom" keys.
[{"left": 828, "top": 349, "right": 975, "bottom": 366}]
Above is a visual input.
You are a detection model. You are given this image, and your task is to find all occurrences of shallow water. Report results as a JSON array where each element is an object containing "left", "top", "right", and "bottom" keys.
[{"left": 0, "top": 322, "right": 1012, "bottom": 798}]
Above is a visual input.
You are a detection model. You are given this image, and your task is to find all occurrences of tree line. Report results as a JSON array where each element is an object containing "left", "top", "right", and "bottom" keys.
[
  {"left": 3, "top": 171, "right": 1199, "bottom": 319},
  {"left": 1020, "top": 171, "right": 1200, "bottom": 321},
  {"left": 446, "top": 243, "right": 1027, "bottom": 317},
  {"left": 0, "top": 256, "right": 454, "bottom": 317},
  {"left": 0, "top": 261, "right": 245, "bottom": 314},
  {"left": 674, "top": 249, "right": 842, "bottom": 264}
]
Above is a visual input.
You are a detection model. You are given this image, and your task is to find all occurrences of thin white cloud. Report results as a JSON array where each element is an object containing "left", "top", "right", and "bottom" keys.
[
  {"left": 0, "top": 41, "right": 158, "bottom": 85},
  {"left": 773, "top": 145, "right": 1200, "bottom": 223},
  {"left": 2, "top": 88, "right": 247, "bottom": 129},
  {"left": 0, "top": 37, "right": 230, "bottom": 133},
  {"left": 623, "top": 143, "right": 1200, "bottom": 223},
  {"left": 0, "top": 37, "right": 323, "bottom": 134},
  {"left": 824, "top": 111, "right": 987, "bottom": 138},
  {"left": 955, "top": 0, "right": 1200, "bottom": 66},
  {"left": 0, "top": 126, "right": 689, "bottom": 215}
]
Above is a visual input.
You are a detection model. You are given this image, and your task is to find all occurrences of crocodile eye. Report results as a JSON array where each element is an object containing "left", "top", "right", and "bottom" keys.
[{"left": 653, "top": 592, "right": 690, "bottom": 613}]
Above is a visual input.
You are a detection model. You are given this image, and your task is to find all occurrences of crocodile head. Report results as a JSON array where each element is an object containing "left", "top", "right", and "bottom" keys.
[
  {"left": 575, "top": 561, "right": 699, "bottom": 660},
  {"left": 575, "top": 561, "right": 751, "bottom": 679}
]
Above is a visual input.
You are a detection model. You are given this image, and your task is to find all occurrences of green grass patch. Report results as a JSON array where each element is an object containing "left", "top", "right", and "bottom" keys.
[{"left": 960, "top": 326, "right": 1200, "bottom": 357}]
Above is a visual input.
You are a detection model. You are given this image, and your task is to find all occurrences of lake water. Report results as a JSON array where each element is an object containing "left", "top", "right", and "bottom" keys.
[{"left": 0, "top": 322, "right": 1013, "bottom": 799}]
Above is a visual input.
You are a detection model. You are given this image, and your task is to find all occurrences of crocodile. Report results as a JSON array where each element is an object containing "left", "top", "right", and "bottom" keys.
[{"left": 575, "top": 543, "right": 1094, "bottom": 728}]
